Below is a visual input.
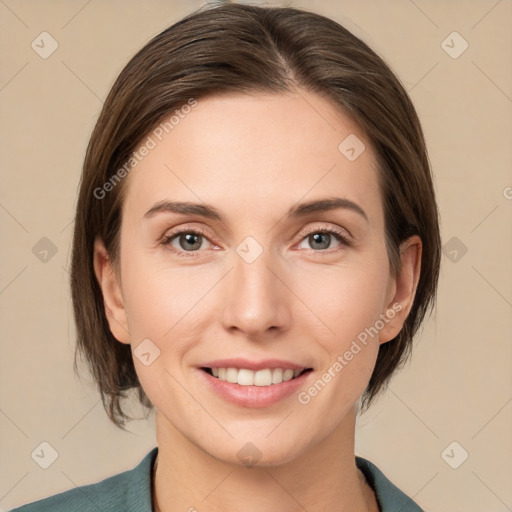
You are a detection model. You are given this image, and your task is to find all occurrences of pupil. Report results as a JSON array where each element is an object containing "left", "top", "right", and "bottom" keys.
[
  {"left": 310, "top": 232, "right": 330, "bottom": 250},
  {"left": 180, "top": 233, "right": 201, "bottom": 251}
]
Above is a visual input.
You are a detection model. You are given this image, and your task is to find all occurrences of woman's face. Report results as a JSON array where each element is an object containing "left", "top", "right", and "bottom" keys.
[{"left": 97, "top": 90, "right": 417, "bottom": 466}]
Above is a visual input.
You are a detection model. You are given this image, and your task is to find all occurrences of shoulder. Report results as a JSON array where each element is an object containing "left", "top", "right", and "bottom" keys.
[
  {"left": 8, "top": 447, "right": 158, "bottom": 512},
  {"left": 355, "top": 456, "right": 425, "bottom": 512}
]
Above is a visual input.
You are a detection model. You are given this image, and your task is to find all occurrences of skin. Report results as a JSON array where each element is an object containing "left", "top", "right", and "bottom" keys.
[{"left": 94, "top": 89, "right": 421, "bottom": 512}]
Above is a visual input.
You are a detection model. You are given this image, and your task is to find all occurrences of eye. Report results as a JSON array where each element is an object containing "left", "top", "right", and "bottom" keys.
[
  {"left": 161, "top": 224, "right": 351, "bottom": 257},
  {"left": 296, "top": 226, "right": 351, "bottom": 252},
  {"left": 161, "top": 227, "right": 215, "bottom": 257}
]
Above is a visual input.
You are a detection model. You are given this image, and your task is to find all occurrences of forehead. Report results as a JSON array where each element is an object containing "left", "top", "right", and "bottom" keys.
[{"left": 122, "top": 91, "right": 381, "bottom": 223}]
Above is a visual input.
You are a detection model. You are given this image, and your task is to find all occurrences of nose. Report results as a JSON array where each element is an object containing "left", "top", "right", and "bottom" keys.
[{"left": 221, "top": 247, "right": 291, "bottom": 339}]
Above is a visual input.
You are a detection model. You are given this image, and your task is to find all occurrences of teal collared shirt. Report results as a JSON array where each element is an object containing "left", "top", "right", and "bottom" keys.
[{"left": 9, "top": 447, "right": 424, "bottom": 511}]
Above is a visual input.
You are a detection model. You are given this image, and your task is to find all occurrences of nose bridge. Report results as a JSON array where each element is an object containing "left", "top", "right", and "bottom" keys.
[{"left": 221, "top": 238, "right": 289, "bottom": 336}]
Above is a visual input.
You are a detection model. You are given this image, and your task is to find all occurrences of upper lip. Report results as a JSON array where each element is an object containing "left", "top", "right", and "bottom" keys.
[{"left": 200, "top": 358, "right": 311, "bottom": 371}]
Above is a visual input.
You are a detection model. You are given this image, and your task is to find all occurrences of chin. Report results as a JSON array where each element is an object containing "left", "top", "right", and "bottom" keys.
[
  {"left": 217, "top": 442, "right": 306, "bottom": 469},
  {"left": 200, "top": 426, "right": 317, "bottom": 469}
]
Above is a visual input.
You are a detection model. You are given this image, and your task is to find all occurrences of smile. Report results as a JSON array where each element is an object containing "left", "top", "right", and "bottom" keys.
[{"left": 202, "top": 367, "right": 312, "bottom": 386}]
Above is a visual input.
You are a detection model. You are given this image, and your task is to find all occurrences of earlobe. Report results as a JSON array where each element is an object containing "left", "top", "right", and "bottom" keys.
[
  {"left": 93, "top": 238, "right": 131, "bottom": 345},
  {"left": 379, "top": 235, "right": 422, "bottom": 344}
]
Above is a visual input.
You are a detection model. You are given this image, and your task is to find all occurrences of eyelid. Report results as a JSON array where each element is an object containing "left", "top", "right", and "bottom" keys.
[
  {"left": 161, "top": 224, "right": 214, "bottom": 241},
  {"left": 161, "top": 221, "right": 353, "bottom": 257},
  {"left": 160, "top": 224, "right": 219, "bottom": 255},
  {"left": 295, "top": 222, "right": 352, "bottom": 244}
]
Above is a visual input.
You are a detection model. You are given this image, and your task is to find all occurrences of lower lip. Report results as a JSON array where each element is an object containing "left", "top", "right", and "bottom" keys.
[{"left": 199, "top": 369, "right": 312, "bottom": 408}]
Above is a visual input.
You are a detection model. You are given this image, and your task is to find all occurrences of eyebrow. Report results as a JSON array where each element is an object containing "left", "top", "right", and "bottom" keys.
[{"left": 143, "top": 197, "right": 368, "bottom": 222}]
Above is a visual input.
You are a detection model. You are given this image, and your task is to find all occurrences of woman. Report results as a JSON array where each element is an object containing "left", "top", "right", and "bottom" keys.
[{"left": 10, "top": 3, "right": 440, "bottom": 511}]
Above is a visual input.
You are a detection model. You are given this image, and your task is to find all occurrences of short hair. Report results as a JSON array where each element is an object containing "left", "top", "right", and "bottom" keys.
[{"left": 70, "top": 3, "right": 441, "bottom": 429}]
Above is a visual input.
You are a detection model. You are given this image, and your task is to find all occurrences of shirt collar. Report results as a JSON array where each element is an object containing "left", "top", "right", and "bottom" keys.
[{"left": 131, "top": 448, "right": 423, "bottom": 512}]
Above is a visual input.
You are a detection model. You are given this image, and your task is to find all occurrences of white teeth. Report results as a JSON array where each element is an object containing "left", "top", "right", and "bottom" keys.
[
  {"left": 210, "top": 367, "right": 305, "bottom": 386},
  {"left": 226, "top": 367, "right": 238, "bottom": 383},
  {"left": 237, "top": 368, "right": 254, "bottom": 385},
  {"left": 271, "top": 368, "right": 283, "bottom": 384},
  {"left": 283, "top": 369, "right": 294, "bottom": 381},
  {"left": 254, "top": 369, "right": 272, "bottom": 386}
]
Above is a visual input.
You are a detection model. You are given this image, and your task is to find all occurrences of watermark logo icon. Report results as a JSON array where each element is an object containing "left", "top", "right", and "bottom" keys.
[
  {"left": 32, "top": 237, "right": 58, "bottom": 263},
  {"left": 31, "top": 32, "right": 59, "bottom": 59},
  {"left": 31, "top": 441, "right": 59, "bottom": 469},
  {"left": 442, "top": 236, "right": 468, "bottom": 263},
  {"left": 338, "top": 134, "right": 366, "bottom": 161},
  {"left": 133, "top": 338, "right": 161, "bottom": 366},
  {"left": 236, "top": 236, "right": 263, "bottom": 264},
  {"left": 441, "top": 441, "right": 469, "bottom": 469},
  {"left": 237, "top": 442, "right": 262, "bottom": 467},
  {"left": 441, "top": 31, "right": 468, "bottom": 59}
]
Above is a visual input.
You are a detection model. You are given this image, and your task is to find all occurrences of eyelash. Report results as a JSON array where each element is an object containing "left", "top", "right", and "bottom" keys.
[{"left": 160, "top": 225, "right": 351, "bottom": 258}]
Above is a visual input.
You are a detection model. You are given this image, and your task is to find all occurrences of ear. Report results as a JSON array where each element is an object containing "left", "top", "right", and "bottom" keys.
[
  {"left": 93, "top": 238, "right": 131, "bottom": 345},
  {"left": 379, "top": 235, "right": 422, "bottom": 344}
]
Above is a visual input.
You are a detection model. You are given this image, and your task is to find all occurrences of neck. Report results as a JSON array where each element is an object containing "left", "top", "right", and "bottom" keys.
[{"left": 152, "top": 407, "right": 378, "bottom": 512}]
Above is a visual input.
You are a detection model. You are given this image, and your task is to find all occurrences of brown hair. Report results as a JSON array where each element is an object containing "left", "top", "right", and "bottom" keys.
[{"left": 71, "top": 3, "right": 441, "bottom": 429}]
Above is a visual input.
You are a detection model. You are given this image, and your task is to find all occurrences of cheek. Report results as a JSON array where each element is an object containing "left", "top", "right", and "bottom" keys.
[
  {"left": 293, "top": 258, "right": 390, "bottom": 345},
  {"left": 291, "top": 257, "right": 389, "bottom": 399},
  {"left": 122, "top": 262, "right": 204, "bottom": 406},
  {"left": 120, "top": 248, "right": 219, "bottom": 400},
  {"left": 121, "top": 246, "right": 205, "bottom": 339},
  {"left": 294, "top": 282, "right": 384, "bottom": 417}
]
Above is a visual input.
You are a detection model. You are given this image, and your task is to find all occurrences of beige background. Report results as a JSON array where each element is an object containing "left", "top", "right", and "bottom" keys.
[{"left": 1, "top": 0, "right": 511, "bottom": 511}]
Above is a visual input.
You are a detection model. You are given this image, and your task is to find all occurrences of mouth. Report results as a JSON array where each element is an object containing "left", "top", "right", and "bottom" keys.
[
  {"left": 201, "top": 367, "right": 313, "bottom": 386},
  {"left": 198, "top": 360, "right": 314, "bottom": 407}
]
